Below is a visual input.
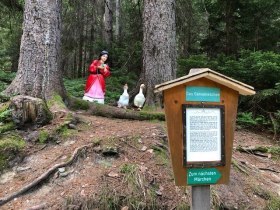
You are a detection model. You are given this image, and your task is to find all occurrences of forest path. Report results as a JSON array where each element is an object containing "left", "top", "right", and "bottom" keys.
[{"left": 0, "top": 112, "right": 280, "bottom": 209}]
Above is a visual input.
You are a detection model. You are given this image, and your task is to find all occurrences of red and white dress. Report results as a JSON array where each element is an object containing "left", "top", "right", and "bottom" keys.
[{"left": 83, "top": 60, "right": 110, "bottom": 104}]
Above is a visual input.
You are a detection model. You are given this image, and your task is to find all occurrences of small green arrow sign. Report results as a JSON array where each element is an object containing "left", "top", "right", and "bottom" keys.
[{"left": 187, "top": 168, "right": 222, "bottom": 185}]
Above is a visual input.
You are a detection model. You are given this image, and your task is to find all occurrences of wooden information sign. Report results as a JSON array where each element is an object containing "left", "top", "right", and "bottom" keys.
[{"left": 154, "top": 68, "right": 255, "bottom": 186}]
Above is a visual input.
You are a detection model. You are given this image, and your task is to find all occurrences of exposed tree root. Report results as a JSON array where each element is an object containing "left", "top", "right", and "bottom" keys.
[
  {"left": 231, "top": 158, "right": 250, "bottom": 175},
  {"left": 236, "top": 145, "right": 268, "bottom": 156},
  {"left": 258, "top": 167, "right": 280, "bottom": 173},
  {"left": 0, "top": 143, "right": 93, "bottom": 206}
]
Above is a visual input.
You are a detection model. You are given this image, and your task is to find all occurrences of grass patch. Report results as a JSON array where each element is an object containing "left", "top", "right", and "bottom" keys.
[
  {"left": 38, "top": 130, "right": 50, "bottom": 144},
  {"left": 117, "top": 163, "right": 159, "bottom": 209},
  {"left": 64, "top": 163, "right": 163, "bottom": 209},
  {"left": 176, "top": 203, "right": 190, "bottom": 210},
  {"left": 268, "top": 146, "right": 280, "bottom": 159},
  {"left": 98, "top": 185, "right": 122, "bottom": 209},
  {"left": 0, "top": 102, "right": 15, "bottom": 133},
  {"left": 97, "top": 159, "right": 112, "bottom": 168},
  {"left": 124, "top": 135, "right": 142, "bottom": 149},
  {"left": 92, "top": 138, "right": 101, "bottom": 146},
  {"left": 152, "top": 145, "right": 170, "bottom": 166},
  {"left": 252, "top": 185, "right": 271, "bottom": 200},
  {"left": 56, "top": 124, "right": 76, "bottom": 139},
  {"left": 266, "top": 194, "right": 280, "bottom": 210},
  {"left": 64, "top": 78, "right": 86, "bottom": 98},
  {"left": 102, "top": 136, "right": 119, "bottom": 146},
  {"left": 120, "top": 163, "right": 138, "bottom": 178},
  {"left": 0, "top": 122, "right": 16, "bottom": 134}
]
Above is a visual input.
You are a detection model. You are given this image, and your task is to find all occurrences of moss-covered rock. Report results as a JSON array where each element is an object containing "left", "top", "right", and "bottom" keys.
[{"left": 0, "top": 133, "right": 25, "bottom": 171}]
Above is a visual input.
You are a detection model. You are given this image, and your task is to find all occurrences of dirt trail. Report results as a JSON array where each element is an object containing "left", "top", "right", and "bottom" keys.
[{"left": 0, "top": 113, "right": 280, "bottom": 209}]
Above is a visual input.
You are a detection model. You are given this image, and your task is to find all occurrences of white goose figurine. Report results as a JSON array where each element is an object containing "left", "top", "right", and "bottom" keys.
[
  {"left": 134, "top": 84, "right": 146, "bottom": 110},
  {"left": 117, "top": 84, "right": 129, "bottom": 109}
]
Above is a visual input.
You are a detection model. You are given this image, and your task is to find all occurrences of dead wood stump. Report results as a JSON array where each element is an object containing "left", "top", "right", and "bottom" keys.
[{"left": 9, "top": 95, "right": 52, "bottom": 127}]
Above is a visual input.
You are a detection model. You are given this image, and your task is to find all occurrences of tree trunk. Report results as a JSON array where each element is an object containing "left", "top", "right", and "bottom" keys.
[
  {"left": 142, "top": 0, "right": 176, "bottom": 106},
  {"left": 225, "top": 0, "right": 237, "bottom": 55},
  {"left": 103, "top": 0, "right": 113, "bottom": 47},
  {"left": 68, "top": 96, "right": 165, "bottom": 121},
  {"left": 77, "top": 2, "right": 84, "bottom": 78},
  {"left": 115, "top": 0, "right": 120, "bottom": 41},
  {"left": 3, "top": 0, "right": 66, "bottom": 101}
]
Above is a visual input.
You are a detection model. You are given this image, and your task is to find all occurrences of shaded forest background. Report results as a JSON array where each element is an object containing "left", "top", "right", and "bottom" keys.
[{"left": 0, "top": 0, "right": 280, "bottom": 136}]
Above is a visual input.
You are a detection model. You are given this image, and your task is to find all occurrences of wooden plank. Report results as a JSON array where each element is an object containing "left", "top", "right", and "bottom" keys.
[
  {"left": 205, "top": 74, "right": 255, "bottom": 95},
  {"left": 154, "top": 73, "right": 207, "bottom": 93},
  {"left": 154, "top": 68, "right": 255, "bottom": 95},
  {"left": 191, "top": 186, "right": 210, "bottom": 210}
]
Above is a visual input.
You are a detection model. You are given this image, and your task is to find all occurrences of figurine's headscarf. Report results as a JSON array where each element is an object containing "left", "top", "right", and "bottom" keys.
[{"left": 99, "top": 50, "right": 109, "bottom": 57}]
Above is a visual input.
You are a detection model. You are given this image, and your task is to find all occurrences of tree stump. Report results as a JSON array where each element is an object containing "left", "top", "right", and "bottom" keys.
[{"left": 9, "top": 95, "right": 52, "bottom": 127}]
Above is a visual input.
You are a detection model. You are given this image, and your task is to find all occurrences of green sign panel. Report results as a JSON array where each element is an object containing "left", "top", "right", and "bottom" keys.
[
  {"left": 186, "top": 86, "right": 220, "bottom": 102},
  {"left": 187, "top": 168, "right": 222, "bottom": 185}
]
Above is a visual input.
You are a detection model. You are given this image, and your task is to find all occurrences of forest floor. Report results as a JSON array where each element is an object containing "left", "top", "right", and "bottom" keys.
[{"left": 0, "top": 110, "right": 280, "bottom": 210}]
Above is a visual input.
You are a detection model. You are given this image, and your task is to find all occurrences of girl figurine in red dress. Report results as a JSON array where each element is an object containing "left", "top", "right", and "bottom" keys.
[{"left": 83, "top": 50, "right": 111, "bottom": 104}]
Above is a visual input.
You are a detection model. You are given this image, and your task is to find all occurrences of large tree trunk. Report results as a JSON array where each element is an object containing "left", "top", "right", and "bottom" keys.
[
  {"left": 3, "top": 0, "right": 66, "bottom": 101},
  {"left": 142, "top": 0, "right": 176, "bottom": 106}
]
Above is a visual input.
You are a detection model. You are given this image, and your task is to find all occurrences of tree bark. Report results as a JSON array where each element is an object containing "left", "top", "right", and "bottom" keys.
[
  {"left": 3, "top": 0, "right": 66, "bottom": 101},
  {"left": 115, "top": 0, "right": 120, "bottom": 41},
  {"left": 142, "top": 0, "right": 176, "bottom": 106},
  {"left": 225, "top": 0, "right": 238, "bottom": 55},
  {"left": 103, "top": 0, "right": 113, "bottom": 47},
  {"left": 77, "top": 2, "right": 84, "bottom": 78}
]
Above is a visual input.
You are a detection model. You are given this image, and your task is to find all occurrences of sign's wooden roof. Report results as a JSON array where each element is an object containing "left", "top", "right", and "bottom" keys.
[{"left": 154, "top": 68, "right": 255, "bottom": 95}]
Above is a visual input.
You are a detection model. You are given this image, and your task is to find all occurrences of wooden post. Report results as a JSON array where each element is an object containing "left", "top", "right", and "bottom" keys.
[{"left": 191, "top": 185, "right": 210, "bottom": 210}]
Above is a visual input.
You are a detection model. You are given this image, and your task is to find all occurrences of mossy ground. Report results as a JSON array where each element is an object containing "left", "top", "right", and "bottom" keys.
[{"left": 0, "top": 133, "right": 25, "bottom": 171}]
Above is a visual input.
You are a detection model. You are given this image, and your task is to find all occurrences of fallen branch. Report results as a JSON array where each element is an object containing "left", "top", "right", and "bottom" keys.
[
  {"left": 0, "top": 143, "right": 93, "bottom": 206},
  {"left": 68, "top": 96, "right": 165, "bottom": 121}
]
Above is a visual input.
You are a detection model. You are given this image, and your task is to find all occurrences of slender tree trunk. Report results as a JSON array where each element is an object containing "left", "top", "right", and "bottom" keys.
[
  {"left": 77, "top": 2, "right": 84, "bottom": 78},
  {"left": 142, "top": 0, "right": 176, "bottom": 106},
  {"left": 186, "top": 0, "right": 192, "bottom": 54},
  {"left": 115, "top": 0, "right": 120, "bottom": 41},
  {"left": 103, "top": 0, "right": 113, "bottom": 47},
  {"left": 3, "top": 0, "right": 66, "bottom": 101},
  {"left": 83, "top": 15, "right": 88, "bottom": 78},
  {"left": 225, "top": 0, "right": 237, "bottom": 55}
]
